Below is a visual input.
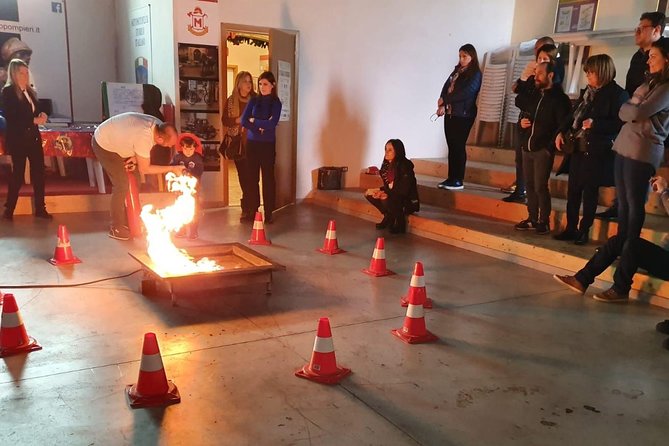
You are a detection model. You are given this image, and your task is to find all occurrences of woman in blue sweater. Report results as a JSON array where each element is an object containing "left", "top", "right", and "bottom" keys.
[{"left": 241, "top": 71, "right": 282, "bottom": 223}]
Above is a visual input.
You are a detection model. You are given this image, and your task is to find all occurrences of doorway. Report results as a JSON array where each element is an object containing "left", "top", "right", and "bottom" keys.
[{"left": 220, "top": 24, "right": 298, "bottom": 215}]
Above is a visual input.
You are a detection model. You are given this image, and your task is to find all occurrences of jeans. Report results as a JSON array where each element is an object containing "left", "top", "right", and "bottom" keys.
[
  {"left": 522, "top": 149, "right": 554, "bottom": 223},
  {"left": 576, "top": 235, "right": 669, "bottom": 294},
  {"left": 444, "top": 115, "right": 475, "bottom": 182},
  {"left": 91, "top": 137, "right": 139, "bottom": 229},
  {"left": 614, "top": 154, "right": 655, "bottom": 242},
  {"left": 513, "top": 136, "right": 525, "bottom": 193},
  {"left": 246, "top": 140, "right": 276, "bottom": 216}
]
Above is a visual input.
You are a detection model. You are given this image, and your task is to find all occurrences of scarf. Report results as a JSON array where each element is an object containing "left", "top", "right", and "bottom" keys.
[
  {"left": 571, "top": 85, "right": 598, "bottom": 131},
  {"left": 380, "top": 159, "right": 395, "bottom": 187},
  {"left": 447, "top": 66, "right": 467, "bottom": 95}
]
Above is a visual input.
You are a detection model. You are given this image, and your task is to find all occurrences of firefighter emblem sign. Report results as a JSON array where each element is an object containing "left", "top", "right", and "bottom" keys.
[{"left": 187, "top": 7, "right": 208, "bottom": 36}]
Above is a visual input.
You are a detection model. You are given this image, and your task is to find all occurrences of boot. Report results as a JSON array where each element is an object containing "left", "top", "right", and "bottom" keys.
[
  {"left": 390, "top": 215, "right": 406, "bottom": 234},
  {"left": 375, "top": 215, "right": 390, "bottom": 230}
]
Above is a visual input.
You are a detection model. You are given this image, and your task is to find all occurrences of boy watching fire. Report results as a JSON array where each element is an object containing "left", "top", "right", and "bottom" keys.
[{"left": 171, "top": 133, "right": 204, "bottom": 239}]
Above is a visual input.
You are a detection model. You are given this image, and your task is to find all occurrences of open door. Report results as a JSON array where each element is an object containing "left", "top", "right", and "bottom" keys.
[{"left": 269, "top": 29, "right": 298, "bottom": 210}]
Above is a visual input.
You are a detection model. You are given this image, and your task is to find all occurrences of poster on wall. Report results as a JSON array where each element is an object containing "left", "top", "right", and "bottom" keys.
[
  {"left": 554, "top": 0, "right": 598, "bottom": 33},
  {"left": 130, "top": 6, "right": 152, "bottom": 84},
  {"left": 277, "top": 60, "right": 291, "bottom": 121},
  {"left": 174, "top": 0, "right": 222, "bottom": 171},
  {"left": 0, "top": 0, "right": 71, "bottom": 120}
]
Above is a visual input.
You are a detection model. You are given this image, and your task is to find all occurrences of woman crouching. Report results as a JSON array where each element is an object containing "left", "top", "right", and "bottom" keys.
[{"left": 365, "top": 139, "right": 419, "bottom": 234}]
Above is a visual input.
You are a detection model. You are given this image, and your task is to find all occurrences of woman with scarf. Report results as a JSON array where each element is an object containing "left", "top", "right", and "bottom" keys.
[
  {"left": 223, "top": 71, "right": 256, "bottom": 222},
  {"left": 365, "top": 139, "right": 419, "bottom": 234},
  {"left": 436, "top": 43, "right": 482, "bottom": 191},
  {"left": 554, "top": 54, "right": 628, "bottom": 245}
]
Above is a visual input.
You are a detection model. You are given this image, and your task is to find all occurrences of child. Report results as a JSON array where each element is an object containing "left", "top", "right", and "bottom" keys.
[{"left": 172, "top": 132, "right": 204, "bottom": 239}]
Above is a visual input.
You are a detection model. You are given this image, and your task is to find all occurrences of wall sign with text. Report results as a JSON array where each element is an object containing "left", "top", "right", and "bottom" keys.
[{"left": 554, "top": 0, "right": 598, "bottom": 33}]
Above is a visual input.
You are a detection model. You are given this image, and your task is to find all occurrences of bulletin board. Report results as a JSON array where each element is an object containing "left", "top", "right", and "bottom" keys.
[{"left": 101, "top": 81, "right": 144, "bottom": 118}]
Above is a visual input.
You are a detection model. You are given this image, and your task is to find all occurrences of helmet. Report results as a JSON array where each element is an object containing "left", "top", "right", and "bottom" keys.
[{"left": 1, "top": 38, "right": 32, "bottom": 62}]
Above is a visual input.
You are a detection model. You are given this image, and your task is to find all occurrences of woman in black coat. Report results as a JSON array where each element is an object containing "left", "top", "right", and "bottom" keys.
[
  {"left": 554, "top": 54, "right": 628, "bottom": 244},
  {"left": 365, "top": 139, "right": 420, "bottom": 234},
  {"left": 2, "top": 59, "right": 51, "bottom": 220}
]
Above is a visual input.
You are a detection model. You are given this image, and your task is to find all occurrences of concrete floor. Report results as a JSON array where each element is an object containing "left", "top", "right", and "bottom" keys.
[{"left": 1, "top": 204, "right": 668, "bottom": 445}]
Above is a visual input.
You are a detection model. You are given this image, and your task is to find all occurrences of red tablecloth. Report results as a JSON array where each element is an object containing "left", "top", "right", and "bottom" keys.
[{"left": 0, "top": 127, "right": 95, "bottom": 158}]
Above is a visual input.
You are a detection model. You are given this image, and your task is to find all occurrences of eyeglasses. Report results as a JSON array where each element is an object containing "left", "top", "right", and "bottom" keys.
[{"left": 635, "top": 25, "right": 654, "bottom": 33}]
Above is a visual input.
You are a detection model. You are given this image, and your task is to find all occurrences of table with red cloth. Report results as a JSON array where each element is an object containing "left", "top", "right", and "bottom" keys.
[{"left": 0, "top": 125, "right": 107, "bottom": 193}]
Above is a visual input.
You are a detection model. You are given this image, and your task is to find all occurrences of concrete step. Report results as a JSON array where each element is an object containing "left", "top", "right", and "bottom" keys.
[
  {"left": 305, "top": 188, "right": 669, "bottom": 308},
  {"left": 411, "top": 157, "right": 669, "bottom": 216},
  {"left": 415, "top": 175, "right": 669, "bottom": 245}
]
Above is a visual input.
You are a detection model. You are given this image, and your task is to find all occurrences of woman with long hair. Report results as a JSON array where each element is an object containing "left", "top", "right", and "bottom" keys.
[
  {"left": 241, "top": 71, "right": 282, "bottom": 224},
  {"left": 365, "top": 139, "right": 420, "bottom": 234},
  {"left": 2, "top": 58, "right": 51, "bottom": 220},
  {"left": 436, "top": 43, "right": 482, "bottom": 191},
  {"left": 554, "top": 54, "right": 628, "bottom": 245},
  {"left": 222, "top": 71, "right": 256, "bottom": 221}
]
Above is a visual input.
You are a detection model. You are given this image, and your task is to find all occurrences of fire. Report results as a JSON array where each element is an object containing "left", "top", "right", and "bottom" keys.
[{"left": 140, "top": 173, "right": 222, "bottom": 275}]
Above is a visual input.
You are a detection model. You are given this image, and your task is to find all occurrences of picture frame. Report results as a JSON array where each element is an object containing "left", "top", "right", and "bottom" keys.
[{"left": 554, "top": 0, "right": 599, "bottom": 33}]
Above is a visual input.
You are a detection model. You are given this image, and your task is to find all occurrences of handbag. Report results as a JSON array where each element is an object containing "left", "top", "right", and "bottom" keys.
[
  {"left": 219, "top": 132, "right": 244, "bottom": 160},
  {"left": 562, "top": 128, "right": 588, "bottom": 154}
]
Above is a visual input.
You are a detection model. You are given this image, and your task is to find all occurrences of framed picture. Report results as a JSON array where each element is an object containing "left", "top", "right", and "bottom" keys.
[{"left": 554, "top": 0, "right": 598, "bottom": 33}]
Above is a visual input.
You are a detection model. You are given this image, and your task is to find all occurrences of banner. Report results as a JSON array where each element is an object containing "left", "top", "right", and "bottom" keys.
[
  {"left": 0, "top": 0, "right": 71, "bottom": 119},
  {"left": 130, "top": 6, "right": 152, "bottom": 84}
]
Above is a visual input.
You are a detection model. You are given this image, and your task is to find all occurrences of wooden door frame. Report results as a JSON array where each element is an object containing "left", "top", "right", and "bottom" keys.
[{"left": 219, "top": 23, "right": 299, "bottom": 209}]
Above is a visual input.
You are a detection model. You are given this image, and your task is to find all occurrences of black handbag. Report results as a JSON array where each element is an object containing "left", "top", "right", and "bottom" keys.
[
  {"left": 562, "top": 128, "right": 588, "bottom": 154},
  {"left": 219, "top": 133, "right": 244, "bottom": 160}
]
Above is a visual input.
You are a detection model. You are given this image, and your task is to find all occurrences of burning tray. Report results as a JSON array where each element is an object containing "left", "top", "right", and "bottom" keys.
[{"left": 129, "top": 243, "right": 285, "bottom": 306}]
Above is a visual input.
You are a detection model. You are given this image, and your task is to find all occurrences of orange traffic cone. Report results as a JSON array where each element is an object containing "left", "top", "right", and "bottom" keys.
[
  {"left": 49, "top": 224, "right": 82, "bottom": 266},
  {"left": 126, "top": 332, "right": 180, "bottom": 408},
  {"left": 400, "top": 262, "right": 433, "bottom": 309},
  {"left": 295, "top": 317, "right": 351, "bottom": 384},
  {"left": 391, "top": 286, "right": 438, "bottom": 344},
  {"left": 362, "top": 237, "right": 395, "bottom": 277},
  {"left": 125, "top": 169, "right": 143, "bottom": 239},
  {"left": 248, "top": 211, "right": 271, "bottom": 245},
  {"left": 0, "top": 294, "right": 42, "bottom": 357},
  {"left": 317, "top": 220, "right": 345, "bottom": 255}
]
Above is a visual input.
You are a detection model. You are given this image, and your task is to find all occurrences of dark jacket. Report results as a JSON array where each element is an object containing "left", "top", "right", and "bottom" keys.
[
  {"left": 241, "top": 95, "right": 282, "bottom": 143},
  {"left": 1, "top": 85, "right": 42, "bottom": 155},
  {"left": 516, "top": 84, "right": 571, "bottom": 153},
  {"left": 171, "top": 152, "right": 204, "bottom": 179},
  {"left": 439, "top": 69, "right": 482, "bottom": 118},
  {"left": 626, "top": 49, "right": 648, "bottom": 97},
  {"left": 556, "top": 81, "right": 629, "bottom": 181},
  {"left": 381, "top": 158, "right": 420, "bottom": 214}
]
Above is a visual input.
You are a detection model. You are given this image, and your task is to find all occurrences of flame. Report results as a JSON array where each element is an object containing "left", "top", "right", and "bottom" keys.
[{"left": 140, "top": 173, "right": 222, "bottom": 275}]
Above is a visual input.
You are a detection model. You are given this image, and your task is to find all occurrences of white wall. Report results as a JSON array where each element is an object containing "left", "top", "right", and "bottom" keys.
[
  {"left": 215, "top": 0, "right": 515, "bottom": 198},
  {"left": 67, "top": 0, "right": 117, "bottom": 121},
  {"left": 115, "top": 0, "right": 176, "bottom": 104}
]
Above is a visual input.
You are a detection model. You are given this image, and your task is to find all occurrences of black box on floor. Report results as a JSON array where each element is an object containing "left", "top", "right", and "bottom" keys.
[{"left": 317, "top": 166, "right": 348, "bottom": 190}]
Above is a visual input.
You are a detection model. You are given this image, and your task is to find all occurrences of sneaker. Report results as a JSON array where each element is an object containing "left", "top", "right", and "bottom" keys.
[
  {"left": 535, "top": 222, "right": 550, "bottom": 235},
  {"left": 595, "top": 207, "right": 617, "bottom": 221},
  {"left": 553, "top": 229, "right": 578, "bottom": 241},
  {"left": 108, "top": 226, "right": 131, "bottom": 241},
  {"left": 552, "top": 274, "right": 586, "bottom": 295},
  {"left": 443, "top": 180, "right": 463, "bottom": 190},
  {"left": 656, "top": 320, "right": 669, "bottom": 335},
  {"left": 501, "top": 182, "right": 517, "bottom": 194},
  {"left": 514, "top": 219, "right": 536, "bottom": 231},
  {"left": 593, "top": 287, "right": 629, "bottom": 303},
  {"left": 437, "top": 179, "right": 451, "bottom": 189},
  {"left": 502, "top": 192, "right": 526, "bottom": 203}
]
